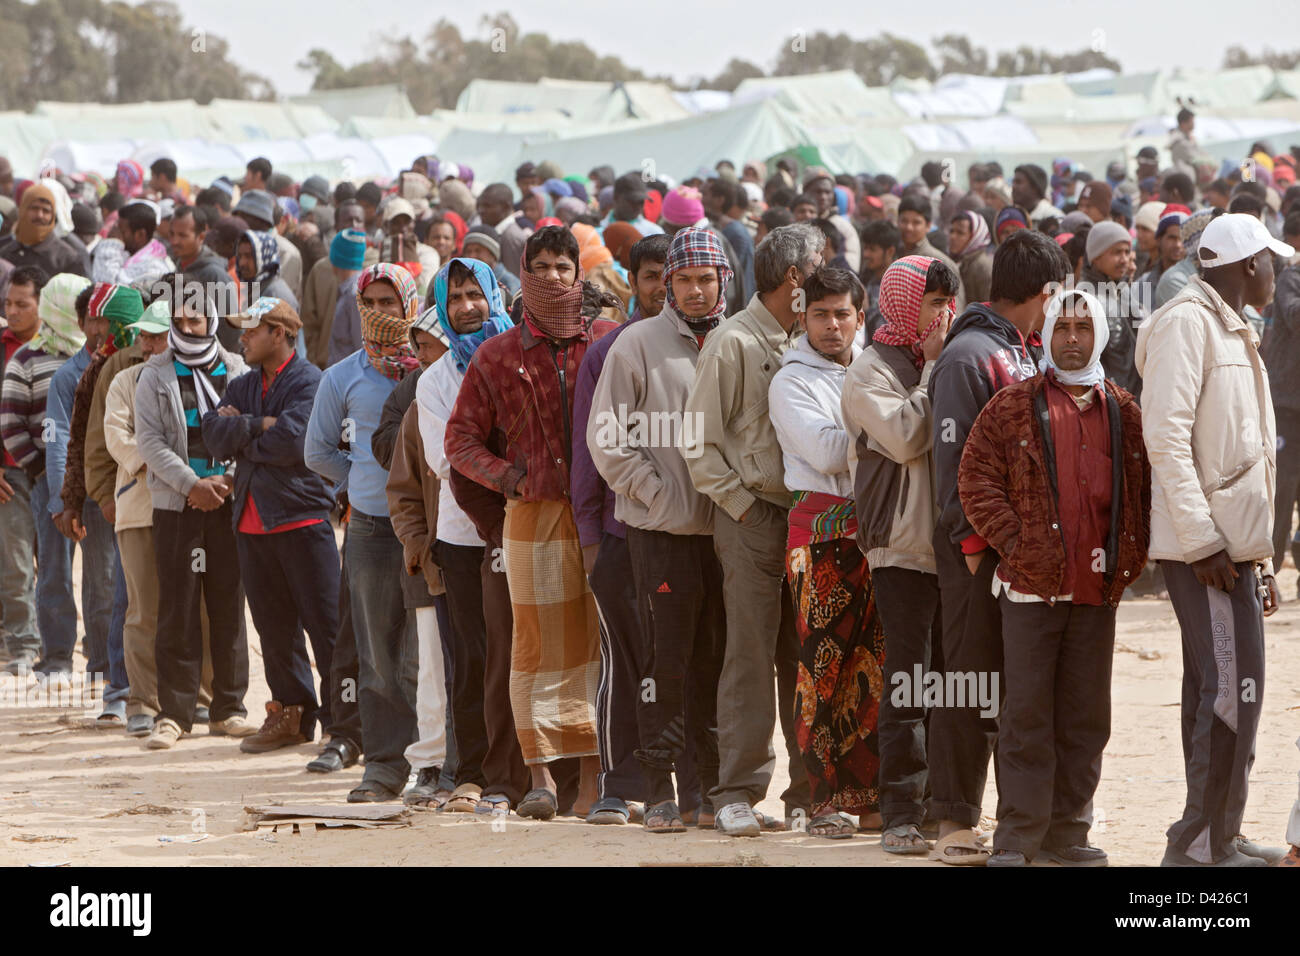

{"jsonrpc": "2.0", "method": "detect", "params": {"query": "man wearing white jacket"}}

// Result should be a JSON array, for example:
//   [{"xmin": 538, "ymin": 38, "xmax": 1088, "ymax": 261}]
[
  {"xmin": 587, "ymin": 228, "xmax": 730, "ymax": 834},
  {"xmin": 1136, "ymin": 213, "xmax": 1293, "ymax": 867},
  {"xmin": 769, "ymin": 267, "xmax": 881, "ymax": 841}
]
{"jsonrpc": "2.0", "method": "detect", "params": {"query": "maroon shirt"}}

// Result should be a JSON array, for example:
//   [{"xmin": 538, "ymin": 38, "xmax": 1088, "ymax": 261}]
[{"xmin": 1044, "ymin": 372, "xmax": 1112, "ymax": 605}]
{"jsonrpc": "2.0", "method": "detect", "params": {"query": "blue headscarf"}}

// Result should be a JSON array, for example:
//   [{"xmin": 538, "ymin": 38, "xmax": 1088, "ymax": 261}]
[{"xmin": 434, "ymin": 257, "xmax": 514, "ymax": 373}]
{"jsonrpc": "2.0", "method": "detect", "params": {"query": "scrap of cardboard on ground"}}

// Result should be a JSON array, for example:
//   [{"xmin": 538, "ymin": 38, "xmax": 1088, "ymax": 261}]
[{"xmin": 243, "ymin": 804, "xmax": 411, "ymax": 835}]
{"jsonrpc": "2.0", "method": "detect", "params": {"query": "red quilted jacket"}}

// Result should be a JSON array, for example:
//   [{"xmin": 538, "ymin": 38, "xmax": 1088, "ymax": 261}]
[{"xmin": 957, "ymin": 376, "xmax": 1151, "ymax": 607}]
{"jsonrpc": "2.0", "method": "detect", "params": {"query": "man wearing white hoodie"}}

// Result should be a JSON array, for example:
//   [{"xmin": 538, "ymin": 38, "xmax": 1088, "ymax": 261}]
[
  {"xmin": 1136, "ymin": 213, "xmax": 1293, "ymax": 867},
  {"xmin": 769, "ymin": 267, "xmax": 879, "ymax": 841}
]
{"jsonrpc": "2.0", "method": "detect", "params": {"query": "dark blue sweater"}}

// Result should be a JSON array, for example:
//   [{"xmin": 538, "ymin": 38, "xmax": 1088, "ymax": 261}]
[{"xmin": 200, "ymin": 352, "xmax": 335, "ymax": 530}]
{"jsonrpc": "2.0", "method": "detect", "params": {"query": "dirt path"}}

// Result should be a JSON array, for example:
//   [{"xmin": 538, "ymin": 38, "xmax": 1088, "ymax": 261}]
[{"xmin": 3, "ymin": 585, "xmax": 1298, "ymax": 867}]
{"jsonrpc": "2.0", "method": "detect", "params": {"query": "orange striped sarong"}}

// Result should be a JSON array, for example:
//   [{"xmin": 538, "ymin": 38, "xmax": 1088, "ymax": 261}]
[{"xmin": 501, "ymin": 498, "xmax": 599, "ymax": 763}]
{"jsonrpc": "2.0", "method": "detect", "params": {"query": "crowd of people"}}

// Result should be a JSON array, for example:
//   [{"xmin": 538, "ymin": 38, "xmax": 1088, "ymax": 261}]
[{"xmin": 2, "ymin": 109, "xmax": 1300, "ymax": 866}]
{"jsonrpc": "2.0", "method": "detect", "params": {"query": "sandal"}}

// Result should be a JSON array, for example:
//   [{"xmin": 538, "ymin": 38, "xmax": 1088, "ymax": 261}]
[
  {"xmin": 929, "ymin": 828, "xmax": 992, "ymax": 865},
  {"xmin": 808, "ymin": 812, "xmax": 856, "ymax": 839},
  {"xmin": 882, "ymin": 824, "xmax": 931, "ymax": 855},
  {"xmin": 441, "ymin": 782, "xmax": 481, "ymax": 813},
  {"xmin": 585, "ymin": 796, "xmax": 629, "ymax": 825},
  {"xmin": 644, "ymin": 800, "xmax": 687, "ymax": 834},
  {"xmin": 755, "ymin": 810, "xmax": 789, "ymax": 832},
  {"xmin": 474, "ymin": 794, "xmax": 511, "ymax": 815},
  {"xmin": 516, "ymin": 788, "xmax": 558, "ymax": 821},
  {"xmin": 626, "ymin": 802, "xmax": 645, "ymax": 824}
]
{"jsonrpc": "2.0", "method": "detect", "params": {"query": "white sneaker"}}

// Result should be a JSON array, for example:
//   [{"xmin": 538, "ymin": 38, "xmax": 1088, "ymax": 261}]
[
  {"xmin": 145, "ymin": 717, "xmax": 183, "ymax": 750},
  {"xmin": 715, "ymin": 802, "xmax": 761, "ymax": 837}
]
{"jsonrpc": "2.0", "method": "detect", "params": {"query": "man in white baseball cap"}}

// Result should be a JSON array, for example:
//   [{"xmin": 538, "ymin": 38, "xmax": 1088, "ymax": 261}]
[{"xmin": 1136, "ymin": 212, "xmax": 1295, "ymax": 867}]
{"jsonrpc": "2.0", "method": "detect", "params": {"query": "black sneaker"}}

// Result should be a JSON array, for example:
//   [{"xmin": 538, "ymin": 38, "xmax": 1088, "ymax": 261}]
[
  {"xmin": 193, "ymin": 706, "xmax": 210, "ymax": 725},
  {"xmin": 987, "ymin": 849, "xmax": 1028, "ymax": 867},
  {"xmin": 1039, "ymin": 844, "xmax": 1108, "ymax": 867},
  {"xmin": 403, "ymin": 767, "xmax": 444, "ymax": 808},
  {"xmin": 1160, "ymin": 844, "xmax": 1267, "ymax": 867}
]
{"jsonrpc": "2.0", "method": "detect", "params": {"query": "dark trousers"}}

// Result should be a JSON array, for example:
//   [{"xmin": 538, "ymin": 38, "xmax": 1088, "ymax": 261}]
[
  {"xmin": 345, "ymin": 511, "xmax": 417, "ymax": 793},
  {"xmin": 433, "ymin": 540, "xmax": 490, "ymax": 788},
  {"xmin": 480, "ymin": 541, "xmax": 529, "ymax": 803},
  {"xmin": 875, "ymin": 565, "xmax": 943, "ymax": 829},
  {"xmin": 324, "ymin": 528, "xmax": 363, "ymax": 750},
  {"xmin": 1273, "ymin": 409, "xmax": 1300, "ymax": 572},
  {"xmin": 237, "ymin": 521, "xmax": 340, "ymax": 739},
  {"xmin": 626, "ymin": 528, "xmax": 725, "ymax": 807},
  {"xmin": 153, "ymin": 502, "xmax": 248, "ymax": 732},
  {"xmin": 1162, "ymin": 559, "xmax": 1266, "ymax": 863},
  {"xmin": 588, "ymin": 532, "xmax": 647, "ymax": 803},
  {"xmin": 928, "ymin": 529, "xmax": 1003, "ymax": 827},
  {"xmin": 995, "ymin": 597, "xmax": 1114, "ymax": 856}
]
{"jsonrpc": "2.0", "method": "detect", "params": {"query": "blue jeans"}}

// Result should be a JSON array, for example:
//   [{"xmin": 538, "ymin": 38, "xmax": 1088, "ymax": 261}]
[
  {"xmin": 31, "ymin": 476, "xmax": 115, "ymax": 675},
  {"xmin": 104, "ymin": 543, "xmax": 130, "ymax": 705},
  {"xmin": 0, "ymin": 467, "xmax": 38, "ymax": 660},
  {"xmin": 346, "ymin": 511, "xmax": 418, "ymax": 793},
  {"xmin": 80, "ymin": 499, "xmax": 119, "ymax": 678}
]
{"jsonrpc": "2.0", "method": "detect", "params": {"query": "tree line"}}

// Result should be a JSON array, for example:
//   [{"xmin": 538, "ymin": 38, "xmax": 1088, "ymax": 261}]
[{"xmin": 1, "ymin": 2, "xmax": 1295, "ymax": 114}]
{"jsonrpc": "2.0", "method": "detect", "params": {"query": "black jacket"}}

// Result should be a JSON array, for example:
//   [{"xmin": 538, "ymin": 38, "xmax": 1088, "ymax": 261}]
[
  {"xmin": 371, "ymin": 367, "xmax": 422, "ymax": 471},
  {"xmin": 1081, "ymin": 263, "xmax": 1143, "ymax": 400},
  {"xmin": 0, "ymin": 233, "xmax": 88, "ymax": 278},
  {"xmin": 200, "ymin": 352, "xmax": 335, "ymax": 529},
  {"xmin": 928, "ymin": 302, "xmax": 1042, "ymax": 547},
  {"xmin": 1263, "ymin": 263, "xmax": 1300, "ymax": 415}
]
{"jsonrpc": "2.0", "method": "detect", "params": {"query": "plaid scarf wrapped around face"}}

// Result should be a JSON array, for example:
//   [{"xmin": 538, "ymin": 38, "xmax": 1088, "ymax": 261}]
[
  {"xmin": 663, "ymin": 227, "xmax": 733, "ymax": 325},
  {"xmin": 872, "ymin": 255, "xmax": 941, "ymax": 368},
  {"xmin": 357, "ymin": 263, "xmax": 420, "ymax": 380},
  {"xmin": 519, "ymin": 249, "xmax": 587, "ymax": 339}
]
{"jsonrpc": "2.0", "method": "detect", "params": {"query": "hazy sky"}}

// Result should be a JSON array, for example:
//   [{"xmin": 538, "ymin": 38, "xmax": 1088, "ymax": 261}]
[{"xmin": 152, "ymin": 0, "xmax": 1262, "ymax": 99}]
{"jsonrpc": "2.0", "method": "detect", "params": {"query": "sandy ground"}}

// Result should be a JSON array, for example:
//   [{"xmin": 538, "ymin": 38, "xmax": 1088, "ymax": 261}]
[{"xmin": 2, "ymin": 563, "xmax": 1298, "ymax": 868}]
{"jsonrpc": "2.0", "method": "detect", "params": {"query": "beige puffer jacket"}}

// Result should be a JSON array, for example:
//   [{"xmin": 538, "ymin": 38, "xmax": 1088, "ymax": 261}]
[
  {"xmin": 842, "ymin": 343, "xmax": 938, "ymax": 574},
  {"xmin": 102, "ymin": 363, "xmax": 154, "ymax": 532},
  {"xmin": 1135, "ymin": 274, "xmax": 1275, "ymax": 569}
]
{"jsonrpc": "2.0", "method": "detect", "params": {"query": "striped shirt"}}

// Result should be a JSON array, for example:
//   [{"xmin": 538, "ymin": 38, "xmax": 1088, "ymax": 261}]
[{"xmin": 1, "ymin": 344, "xmax": 70, "ymax": 476}]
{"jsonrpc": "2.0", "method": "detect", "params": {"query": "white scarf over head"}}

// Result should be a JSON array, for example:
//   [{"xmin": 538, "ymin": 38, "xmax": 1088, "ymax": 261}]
[{"xmin": 1040, "ymin": 288, "xmax": 1108, "ymax": 388}]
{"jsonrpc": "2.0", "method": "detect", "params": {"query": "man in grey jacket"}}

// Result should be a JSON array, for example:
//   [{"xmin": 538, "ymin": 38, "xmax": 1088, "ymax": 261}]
[
  {"xmin": 587, "ymin": 228, "xmax": 730, "ymax": 833},
  {"xmin": 134, "ymin": 292, "xmax": 256, "ymax": 750}
]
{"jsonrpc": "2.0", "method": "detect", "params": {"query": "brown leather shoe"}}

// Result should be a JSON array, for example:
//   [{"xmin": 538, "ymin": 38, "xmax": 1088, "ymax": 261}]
[{"xmin": 240, "ymin": 702, "xmax": 309, "ymax": 753}]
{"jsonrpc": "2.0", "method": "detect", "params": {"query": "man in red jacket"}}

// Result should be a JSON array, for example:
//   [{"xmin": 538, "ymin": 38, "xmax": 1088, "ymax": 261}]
[
  {"xmin": 958, "ymin": 289, "xmax": 1150, "ymax": 867},
  {"xmin": 444, "ymin": 226, "xmax": 618, "ymax": 820}
]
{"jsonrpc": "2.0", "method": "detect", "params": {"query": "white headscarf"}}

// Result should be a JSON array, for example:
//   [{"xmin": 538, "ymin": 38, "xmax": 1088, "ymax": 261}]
[{"xmin": 1040, "ymin": 288, "xmax": 1108, "ymax": 388}]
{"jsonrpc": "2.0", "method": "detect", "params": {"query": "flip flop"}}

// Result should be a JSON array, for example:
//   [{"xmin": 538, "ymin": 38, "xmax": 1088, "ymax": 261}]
[
  {"xmin": 585, "ymin": 797, "xmax": 629, "ymax": 825},
  {"xmin": 882, "ymin": 824, "xmax": 931, "ymax": 855},
  {"xmin": 754, "ymin": 810, "xmax": 789, "ymax": 832},
  {"xmin": 474, "ymin": 794, "xmax": 511, "ymax": 816},
  {"xmin": 930, "ymin": 828, "xmax": 992, "ymax": 865},
  {"xmin": 516, "ymin": 788, "xmax": 558, "ymax": 821}
]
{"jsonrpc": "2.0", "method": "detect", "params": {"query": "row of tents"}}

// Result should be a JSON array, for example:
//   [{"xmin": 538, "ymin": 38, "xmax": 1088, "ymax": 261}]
[{"xmin": 3, "ymin": 66, "xmax": 1300, "ymax": 190}]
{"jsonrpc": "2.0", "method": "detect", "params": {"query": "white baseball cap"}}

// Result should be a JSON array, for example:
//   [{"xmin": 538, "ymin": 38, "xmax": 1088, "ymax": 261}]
[{"xmin": 1196, "ymin": 213, "xmax": 1295, "ymax": 268}]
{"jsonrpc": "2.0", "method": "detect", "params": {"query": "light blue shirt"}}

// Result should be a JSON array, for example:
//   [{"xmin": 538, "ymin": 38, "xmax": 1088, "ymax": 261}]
[
  {"xmin": 305, "ymin": 349, "xmax": 397, "ymax": 518},
  {"xmin": 44, "ymin": 345, "xmax": 92, "ymax": 514},
  {"xmin": 600, "ymin": 212, "xmax": 663, "ymax": 237}
]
